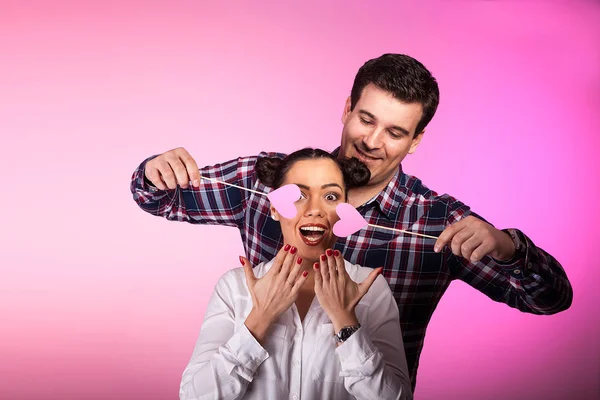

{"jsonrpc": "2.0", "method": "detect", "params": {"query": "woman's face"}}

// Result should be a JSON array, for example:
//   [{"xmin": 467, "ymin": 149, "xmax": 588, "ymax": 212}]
[{"xmin": 271, "ymin": 158, "xmax": 345, "ymax": 262}]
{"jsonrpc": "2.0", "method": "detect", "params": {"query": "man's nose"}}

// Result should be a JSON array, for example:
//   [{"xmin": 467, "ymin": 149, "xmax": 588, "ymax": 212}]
[{"xmin": 362, "ymin": 128, "xmax": 384, "ymax": 150}]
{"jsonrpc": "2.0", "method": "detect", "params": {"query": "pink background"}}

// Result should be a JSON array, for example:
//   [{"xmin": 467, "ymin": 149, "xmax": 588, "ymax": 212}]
[{"xmin": 1, "ymin": 1, "xmax": 599, "ymax": 399}]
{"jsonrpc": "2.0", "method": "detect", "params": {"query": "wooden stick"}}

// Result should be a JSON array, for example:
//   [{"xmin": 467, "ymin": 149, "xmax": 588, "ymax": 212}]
[
  {"xmin": 200, "ymin": 176, "xmax": 265, "ymax": 196},
  {"xmin": 368, "ymin": 223, "xmax": 438, "ymax": 239},
  {"xmin": 200, "ymin": 177, "xmax": 439, "ymax": 240}
]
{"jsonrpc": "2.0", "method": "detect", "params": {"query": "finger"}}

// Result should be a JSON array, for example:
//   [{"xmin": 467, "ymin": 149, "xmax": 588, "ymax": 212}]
[
  {"xmin": 268, "ymin": 244, "xmax": 292, "ymax": 276},
  {"xmin": 450, "ymin": 228, "xmax": 475, "ymax": 258},
  {"xmin": 240, "ymin": 256, "xmax": 256, "ymax": 287},
  {"xmin": 358, "ymin": 267, "xmax": 383, "ymax": 296},
  {"xmin": 435, "ymin": 218, "xmax": 467, "ymax": 253},
  {"xmin": 313, "ymin": 262, "xmax": 322, "ymax": 288},
  {"xmin": 319, "ymin": 253, "xmax": 329, "ymax": 282},
  {"xmin": 333, "ymin": 249, "xmax": 346, "ymax": 282},
  {"xmin": 145, "ymin": 165, "xmax": 168, "ymax": 191},
  {"xmin": 292, "ymin": 270, "xmax": 309, "ymax": 294},
  {"xmin": 286, "ymin": 255, "xmax": 303, "ymax": 284},
  {"xmin": 459, "ymin": 235, "xmax": 483, "ymax": 262},
  {"xmin": 155, "ymin": 159, "xmax": 178, "ymax": 189},
  {"xmin": 470, "ymin": 240, "xmax": 495, "ymax": 263},
  {"xmin": 165, "ymin": 155, "xmax": 191, "ymax": 189},
  {"xmin": 278, "ymin": 246, "xmax": 297, "ymax": 280},
  {"xmin": 179, "ymin": 151, "xmax": 201, "ymax": 188},
  {"xmin": 325, "ymin": 249, "xmax": 337, "ymax": 280}
]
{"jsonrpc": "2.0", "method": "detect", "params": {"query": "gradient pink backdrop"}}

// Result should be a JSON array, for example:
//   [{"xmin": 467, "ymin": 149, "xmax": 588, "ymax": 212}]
[{"xmin": 1, "ymin": 1, "xmax": 599, "ymax": 399}]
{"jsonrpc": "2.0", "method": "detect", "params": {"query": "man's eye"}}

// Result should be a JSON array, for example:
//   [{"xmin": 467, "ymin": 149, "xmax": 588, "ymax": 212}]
[{"xmin": 360, "ymin": 118, "xmax": 373, "ymax": 125}]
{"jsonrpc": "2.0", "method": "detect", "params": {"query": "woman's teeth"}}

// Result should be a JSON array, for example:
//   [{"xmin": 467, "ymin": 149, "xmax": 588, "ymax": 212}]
[{"xmin": 300, "ymin": 226, "xmax": 325, "ymax": 242}]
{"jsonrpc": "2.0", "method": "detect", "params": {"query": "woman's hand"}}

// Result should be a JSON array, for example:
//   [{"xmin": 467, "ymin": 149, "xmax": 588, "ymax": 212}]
[
  {"xmin": 314, "ymin": 249, "xmax": 382, "ymax": 333},
  {"xmin": 242, "ymin": 245, "xmax": 309, "ymax": 343}
]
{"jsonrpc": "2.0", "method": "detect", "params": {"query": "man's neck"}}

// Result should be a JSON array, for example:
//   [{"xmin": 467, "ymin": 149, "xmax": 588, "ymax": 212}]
[{"xmin": 347, "ymin": 180, "xmax": 390, "ymax": 208}]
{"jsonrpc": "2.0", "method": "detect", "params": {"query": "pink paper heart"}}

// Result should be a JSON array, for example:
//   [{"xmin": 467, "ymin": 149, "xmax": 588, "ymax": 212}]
[
  {"xmin": 333, "ymin": 203, "xmax": 368, "ymax": 237},
  {"xmin": 267, "ymin": 184, "xmax": 300, "ymax": 219}
]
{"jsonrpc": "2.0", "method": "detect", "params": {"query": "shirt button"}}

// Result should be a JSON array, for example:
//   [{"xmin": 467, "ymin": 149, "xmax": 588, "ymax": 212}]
[
  {"xmin": 294, "ymin": 359, "xmax": 300, "ymax": 366},
  {"xmin": 292, "ymin": 395, "xmax": 298, "ymax": 400},
  {"xmin": 514, "ymin": 269, "xmax": 521, "ymax": 274}
]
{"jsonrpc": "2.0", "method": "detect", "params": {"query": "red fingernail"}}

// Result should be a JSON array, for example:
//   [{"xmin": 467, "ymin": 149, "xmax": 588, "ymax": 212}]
[
  {"xmin": 239, "ymin": 256, "xmax": 244, "ymax": 265},
  {"xmin": 314, "ymin": 262, "xmax": 319, "ymax": 269},
  {"xmin": 333, "ymin": 250, "xmax": 340, "ymax": 257},
  {"xmin": 296, "ymin": 257, "xmax": 302, "ymax": 264},
  {"xmin": 284, "ymin": 244, "xmax": 291, "ymax": 251},
  {"xmin": 320, "ymin": 254, "xmax": 326, "ymax": 261},
  {"xmin": 326, "ymin": 249, "xmax": 333, "ymax": 257},
  {"xmin": 290, "ymin": 246, "xmax": 297, "ymax": 254},
  {"xmin": 303, "ymin": 271, "xmax": 308, "ymax": 277}
]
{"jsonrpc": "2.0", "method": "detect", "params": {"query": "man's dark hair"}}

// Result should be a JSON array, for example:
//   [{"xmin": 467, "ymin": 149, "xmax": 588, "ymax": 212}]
[{"xmin": 350, "ymin": 53, "xmax": 440, "ymax": 136}]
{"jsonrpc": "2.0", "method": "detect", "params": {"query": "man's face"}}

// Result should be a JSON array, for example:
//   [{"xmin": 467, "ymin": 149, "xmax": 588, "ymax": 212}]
[{"xmin": 340, "ymin": 83, "xmax": 424, "ymax": 187}]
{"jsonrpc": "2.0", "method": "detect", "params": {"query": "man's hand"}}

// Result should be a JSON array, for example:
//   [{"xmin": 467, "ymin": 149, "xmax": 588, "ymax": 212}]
[
  {"xmin": 434, "ymin": 216, "xmax": 516, "ymax": 263},
  {"xmin": 144, "ymin": 147, "xmax": 201, "ymax": 190}
]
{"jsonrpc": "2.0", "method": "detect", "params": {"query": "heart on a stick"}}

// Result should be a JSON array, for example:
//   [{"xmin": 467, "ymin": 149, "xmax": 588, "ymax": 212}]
[
  {"xmin": 333, "ymin": 203, "xmax": 368, "ymax": 237},
  {"xmin": 267, "ymin": 184, "xmax": 300, "ymax": 219}
]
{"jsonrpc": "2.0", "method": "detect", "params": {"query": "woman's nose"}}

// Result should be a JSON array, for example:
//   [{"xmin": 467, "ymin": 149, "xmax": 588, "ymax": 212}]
[{"xmin": 304, "ymin": 197, "xmax": 325, "ymax": 217}]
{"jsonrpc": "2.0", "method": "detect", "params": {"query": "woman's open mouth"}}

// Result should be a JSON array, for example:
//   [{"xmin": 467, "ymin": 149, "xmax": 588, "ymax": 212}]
[{"xmin": 298, "ymin": 223, "xmax": 328, "ymax": 246}]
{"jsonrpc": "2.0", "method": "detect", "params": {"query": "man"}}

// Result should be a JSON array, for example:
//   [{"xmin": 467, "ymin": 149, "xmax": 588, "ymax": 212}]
[{"xmin": 130, "ymin": 54, "xmax": 573, "ymax": 389}]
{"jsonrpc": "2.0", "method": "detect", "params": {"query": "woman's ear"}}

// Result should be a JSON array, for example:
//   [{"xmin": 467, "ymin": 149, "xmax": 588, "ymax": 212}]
[{"xmin": 270, "ymin": 206, "xmax": 280, "ymax": 221}]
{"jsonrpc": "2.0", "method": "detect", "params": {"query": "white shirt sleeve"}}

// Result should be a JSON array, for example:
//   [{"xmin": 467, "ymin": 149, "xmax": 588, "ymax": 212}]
[
  {"xmin": 179, "ymin": 273, "xmax": 269, "ymax": 400},
  {"xmin": 335, "ymin": 275, "xmax": 413, "ymax": 400}
]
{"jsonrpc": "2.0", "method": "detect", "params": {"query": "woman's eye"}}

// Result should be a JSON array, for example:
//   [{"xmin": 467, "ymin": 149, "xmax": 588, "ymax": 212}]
[
  {"xmin": 325, "ymin": 193, "xmax": 339, "ymax": 201},
  {"xmin": 297, "ymin": 193, "xmax": 307, "ymax": 201}
]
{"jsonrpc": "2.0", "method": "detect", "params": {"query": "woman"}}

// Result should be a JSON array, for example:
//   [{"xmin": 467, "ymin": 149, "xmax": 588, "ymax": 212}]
[{"xmin": 180, "ymin": 148, "xmax": 412, "ymax": 400}]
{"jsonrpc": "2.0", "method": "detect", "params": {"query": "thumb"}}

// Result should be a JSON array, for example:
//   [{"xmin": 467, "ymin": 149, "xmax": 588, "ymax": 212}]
[
  {"xmin": 358, "ymin": 267, "xmax": 382, "ymax": 296},
  {"xmin": 240, "ymin": 256, "xmax": 256, "ymax": 287}
]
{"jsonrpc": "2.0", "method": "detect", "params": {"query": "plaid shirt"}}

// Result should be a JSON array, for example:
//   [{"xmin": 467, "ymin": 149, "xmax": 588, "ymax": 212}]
[{"xmin": 130, "ymin": 150, "xmax": 573, "ymax": 390}]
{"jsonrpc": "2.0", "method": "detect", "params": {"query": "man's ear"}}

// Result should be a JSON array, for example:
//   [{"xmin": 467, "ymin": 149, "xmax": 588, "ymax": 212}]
[
  {"xmin": 408, "ymin": 130, "xmax": 425, "ymax": 154},
  {"xmin": 341, "ymin": 96, "xmax": 352, "ymax": 124},
  {"xmin": 270, "ymin": 206, "xmax": 280, "ymax": 221}
]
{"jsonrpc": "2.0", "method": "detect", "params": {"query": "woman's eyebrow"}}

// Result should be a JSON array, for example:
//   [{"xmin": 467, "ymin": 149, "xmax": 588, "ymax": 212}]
[{"xmin": 294, "ymin": 183, "xmax": 343, "ymax": 190}]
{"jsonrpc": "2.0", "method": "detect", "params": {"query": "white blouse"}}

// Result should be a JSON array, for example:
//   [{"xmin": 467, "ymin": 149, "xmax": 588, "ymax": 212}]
[{"xmin": 180, "ymin": 259, "xmax": 412, "ymax": 400}]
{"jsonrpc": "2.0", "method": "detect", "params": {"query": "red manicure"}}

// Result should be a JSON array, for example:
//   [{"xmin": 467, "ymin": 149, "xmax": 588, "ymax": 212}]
[
  {"xmin": 239, "ymin": 256, "xmax": 245, "ymax": 266},
  {"xmin": 333, "ymin": 250, "xmax": 340, "ymax": 257},
  {"xmin": 303, "ymin": 271, "xmax": 308, "ymax": 277},
  {"xmin": 320, "ymin": 254, "xmax": 327, "ymax": 261},
  {"xmin": 326, "ymin": 249, "xmax": 333, "ymax": 257},
  {"xmin": 314, "ymin": 262, "xmax": 319, "ymax": 270},
  {"xmin": 296, "ymin": 257, "xmax": 303, "ymax": 264},
  {"xmin": 284, "ymin": 244, "xmax": 291, "ymax": 251},
  {"xmin": 290, "ymin": 246, "xmax": 297, "ymax": 254}
]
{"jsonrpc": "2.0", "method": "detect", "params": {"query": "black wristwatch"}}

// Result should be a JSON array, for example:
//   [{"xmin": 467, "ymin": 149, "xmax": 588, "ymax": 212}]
[{"xmin": 334, "ymin": 324, "xmax": 361, "ymax": 344}]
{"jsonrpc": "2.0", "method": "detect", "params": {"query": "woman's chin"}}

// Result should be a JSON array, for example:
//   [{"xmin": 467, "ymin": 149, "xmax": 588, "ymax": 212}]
[{"xmin": 297, "ymin": 242, "xmax": 335, "ymax": 261}]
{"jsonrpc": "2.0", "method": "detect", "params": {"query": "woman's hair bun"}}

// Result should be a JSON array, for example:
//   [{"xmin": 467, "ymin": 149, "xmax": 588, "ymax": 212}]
[
  {"xmin": 339, "ymin": 157, "xmax": 371, "ymax": 188},
  {"xmin": 255, "ymin": 156, "xmax": 284, "ymax": 187}
]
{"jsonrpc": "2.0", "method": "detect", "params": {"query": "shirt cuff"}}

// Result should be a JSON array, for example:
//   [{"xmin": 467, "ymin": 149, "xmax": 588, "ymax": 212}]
[
  {"xmin": 221, "ymin": 323, "xmax": 269, "ymax": 381},
  {"xmin": 495, "ymin": 228, "xmax": 533, "ymax": 279},
  {"xmin": 335, "ymin": 327, "xmax": 378, "ymax": 377}
]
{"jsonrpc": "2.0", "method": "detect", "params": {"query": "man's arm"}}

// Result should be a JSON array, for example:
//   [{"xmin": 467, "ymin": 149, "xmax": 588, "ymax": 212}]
[
  {"xmin": 130, "ymin": 148, "xmax": 285, "ymax": 228},
  {"xmin": 437, "ymin": 201, "xmax": 573, "ymax": 315}
]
